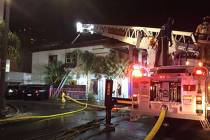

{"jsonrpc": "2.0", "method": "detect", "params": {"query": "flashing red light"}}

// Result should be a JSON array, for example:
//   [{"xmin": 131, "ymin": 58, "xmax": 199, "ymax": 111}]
[
  {"xmin": 131, "ymin": 64, "xmax": 148, "ymax": 77},
  {"xmin": 133, "ymin": 94, "xmax": 138, "ymax": 101},
  {"xmin": 132, "ymin": 69, "xmax": 143, "ymax": 77},
  {"xmin": 159, "ymin": 75, "xmax": 165, "ymax": 79},
  {"xmin": 196, "ymin": 69, "xmax": 203, "ymax": 75},
  {"xmin": 133, "ymin": 64, "xmax": 140, "ymax": 69},
  {"xmin": 133, "ymin": 94, "xmax": 137, "ymax": 97},
  {"xmin": 193, "ymin": 66, "xmax": 208, "ymax": 79}
]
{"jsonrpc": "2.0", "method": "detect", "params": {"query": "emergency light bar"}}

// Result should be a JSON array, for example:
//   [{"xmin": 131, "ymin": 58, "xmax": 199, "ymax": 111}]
[
  {"xmin": 196, "ymin": 70, "xmax": 203, "ymax": 75},
  {"xmin": 131, "ymin": 64, "xmax": 149, "ymax": 77},
  {"xmin": 132, "ymin": 69, "xmax": 143, "ymax": 77},
  {"xmin": 193, "ymin": 66, "xmax": 208, "ymax": 80}
]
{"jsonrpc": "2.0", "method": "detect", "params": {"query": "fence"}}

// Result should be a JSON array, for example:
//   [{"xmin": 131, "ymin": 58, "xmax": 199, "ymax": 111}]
[{"xmin": 51, "ymin": 85, "xmax": 86, "ymax": 99}]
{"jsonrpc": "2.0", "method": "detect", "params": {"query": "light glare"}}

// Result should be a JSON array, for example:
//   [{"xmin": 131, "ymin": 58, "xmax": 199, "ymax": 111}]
[
  {"xmin": 76, "ymin": 22, "xmax": 83, "ymax": 33},
  {"xmin": 198, "ymin": 62, "xmax": 203, "ymax": 67}
]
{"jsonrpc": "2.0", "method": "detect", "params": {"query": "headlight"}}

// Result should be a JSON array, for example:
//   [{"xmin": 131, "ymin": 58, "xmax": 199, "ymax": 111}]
[{"xmin": 8, "ymin": 89, "xmax": 13, "ymax": 93}]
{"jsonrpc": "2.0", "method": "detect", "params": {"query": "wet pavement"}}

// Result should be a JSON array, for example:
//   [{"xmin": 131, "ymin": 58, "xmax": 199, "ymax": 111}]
[
  {"xmin": 0, "ymin": 100, "xmax": 107, "ymax": 140},
  {"xmin": 1, "ymin": 100, "xmax": 210, "ymax": 140},
  {"xmin": 155, "ymin": 118, "xmax": 210, "ymax": 140},
  {"xmin": 77, "ymin": 116, "xmax": 210, "ymax": 140},
  {"xmin": 76, "ymin": 115, "xmax": 154, "ymax": 140}
]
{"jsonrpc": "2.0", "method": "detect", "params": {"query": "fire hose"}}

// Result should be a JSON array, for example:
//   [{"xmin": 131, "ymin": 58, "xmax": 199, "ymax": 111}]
[
  {"xmin": 144, "ymin": 105, "xmax": 167, "ymax": 140},
  {"xmin": 65, "ymin": 95, "xmax": 131, "ymax": 111},
  {"xmin": 0, "ymin": 94, "xmax": 126, "ymax": 124},
  {"xmin": 65, "ymin": 95, "xmax": 105, "ymax": 109},
  {"xmin": 0, "ymin": 103, "xmax": 87, "ymax": 124}
]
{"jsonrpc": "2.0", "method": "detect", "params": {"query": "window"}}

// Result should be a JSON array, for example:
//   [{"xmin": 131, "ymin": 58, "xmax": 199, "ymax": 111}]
[
  {"xmin": 183, "ymin": 85, "xmax": 196, "ymax": 91},
  {"xmin": 150, "ymin": 82, "xmax": 181, "ymax": 102},
  {"xmin": 157, "ymin": 68, "xmax": 186, "ymax": 73},
  {"xmin": 65, "ymin": 52, "xmax": 77, "ymax": 68},
  {"xmin": 49, "ymin": 55, "xmax": 57, "ymax": 64}
]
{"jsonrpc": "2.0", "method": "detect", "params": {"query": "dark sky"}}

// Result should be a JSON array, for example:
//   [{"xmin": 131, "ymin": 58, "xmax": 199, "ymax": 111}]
[{"xmin": 9, "ymin": 0, "xmax": 210, "ymax": 42}]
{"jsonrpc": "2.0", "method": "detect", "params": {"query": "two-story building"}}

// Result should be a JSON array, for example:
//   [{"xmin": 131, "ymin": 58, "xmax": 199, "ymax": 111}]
[{"xmin": 31, "ymin": 35, "xmax": 130, "ymax": 100}]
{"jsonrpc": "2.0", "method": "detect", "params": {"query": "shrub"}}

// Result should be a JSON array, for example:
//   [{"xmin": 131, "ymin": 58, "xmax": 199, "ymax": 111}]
[{"xmin": 87, "ymin": 92, "xmax": 95, "ymax": 102}]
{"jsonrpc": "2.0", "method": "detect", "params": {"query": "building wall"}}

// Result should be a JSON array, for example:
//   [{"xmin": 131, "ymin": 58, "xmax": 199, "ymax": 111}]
[
  {"xmin": 32, "ymin": 45, "xmax": 110, "ymax": 82},
  {"xmin": 32, "ymin": 45, "xmax": 129, "ymax": 100}
]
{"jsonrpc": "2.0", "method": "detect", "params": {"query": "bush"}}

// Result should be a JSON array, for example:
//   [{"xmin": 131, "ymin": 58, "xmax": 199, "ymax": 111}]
[{"xmin": 87, "ymin": 92, "xmax": 95, "ymax": 102}]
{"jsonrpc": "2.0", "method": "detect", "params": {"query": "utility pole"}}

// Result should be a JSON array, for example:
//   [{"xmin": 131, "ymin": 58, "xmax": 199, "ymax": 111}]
[
  {"xmin": 0, "ymin": 0, "xmax": 4, "ymax": 21},
  {"xmin": 0, "ymin": 0, "xmax": 10, "ymax": 117}
]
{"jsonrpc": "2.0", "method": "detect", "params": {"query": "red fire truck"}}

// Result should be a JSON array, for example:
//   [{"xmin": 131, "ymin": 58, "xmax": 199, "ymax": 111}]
[{"xmin": 76, "ymin": 22, "xmax": 210, "ymax": 129}]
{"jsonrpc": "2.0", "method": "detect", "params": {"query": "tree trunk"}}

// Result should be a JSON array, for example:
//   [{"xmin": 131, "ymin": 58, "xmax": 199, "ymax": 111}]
[
  {"xmin": 0, "ymin": 0, "xmax": 10, "ymax": 117},
  {"xmin": 0, "ymin": 59, "xmax": 6, "ymax": 112}
]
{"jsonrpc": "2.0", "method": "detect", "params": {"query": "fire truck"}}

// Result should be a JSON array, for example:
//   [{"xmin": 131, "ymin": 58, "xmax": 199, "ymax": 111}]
[{"xmin": 76, "ymin": 22, "xmax": 210, "ymax": 128}]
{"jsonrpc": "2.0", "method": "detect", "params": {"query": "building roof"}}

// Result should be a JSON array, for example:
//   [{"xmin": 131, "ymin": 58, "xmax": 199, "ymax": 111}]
[{"xmin": 31, "ymin": 34, "xmax": 127, "ymax": 52}]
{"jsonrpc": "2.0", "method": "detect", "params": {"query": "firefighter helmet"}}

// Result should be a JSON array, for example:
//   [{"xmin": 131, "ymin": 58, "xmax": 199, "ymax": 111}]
[{"xmin": 203, "ymin": 16, "xmax": 210, "ymax": 22}]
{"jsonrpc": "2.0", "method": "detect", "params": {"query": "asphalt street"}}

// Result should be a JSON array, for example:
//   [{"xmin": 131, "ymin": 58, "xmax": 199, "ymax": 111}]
[{"xmin": 1, "ymin": 100, "xmax": 210, "ymax": 140}]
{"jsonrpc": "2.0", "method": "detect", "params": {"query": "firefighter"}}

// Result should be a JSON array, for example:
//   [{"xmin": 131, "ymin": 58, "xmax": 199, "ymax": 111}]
[
  {"xmin": 61, "ymin": 90, "xmax": 66, "ymax": 104},
  {"xmin": 195, "ymin": 16, "xmax": 210, "ymax": 64},
  {"xmin": 195, "ymin": 16, "xmax": 210, "ymax": 41},
  {"xmin": 116, "ymin": 83, "xmax": 122, "ymax": 97},
  {"xmin": 154, "ymin": 17, "xmax": 174, "ymax": 67}
]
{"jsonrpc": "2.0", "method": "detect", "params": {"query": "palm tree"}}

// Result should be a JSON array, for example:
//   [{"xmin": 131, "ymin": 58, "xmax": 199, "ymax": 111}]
[
  {"xmin": 79, "ymin": 51, "xmax": 95, "ymax": 93},
  {"xmin": 92, "ymin": 55, "xmax": 106, "ymax": 78},
  {"xmin": 93, "ymin": 50, "xmax": 130, "ymax": 79},
  {"xmin": 0, "ymin": 22, "xmax": 21, "ymax": 65},
  {"xmin": 43, "ymin": 49, "xmax": 129, "ymax": 99},
  {"xmin": 44, "ymin": 61, "xmax": 66, "ymax": 85},
  {"xmin": 76, "ymin": 49, "xmax": 129, "ymax": 94},
  {"xmin": 0, "ymin": 21, "xmax": 21, "ymax": 115},
  {"xmin": 7, "ymin": 32, "xmax": 21, "ymax": 60},
  {"xmin": 68, "ymin": 49, "xmax": 84, "ymax": 74}
]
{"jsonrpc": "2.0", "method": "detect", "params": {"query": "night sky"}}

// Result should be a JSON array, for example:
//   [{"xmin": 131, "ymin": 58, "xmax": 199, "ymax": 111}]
[{"xmin": 9, "ymin": 0, "xmax": 210, "ymax": 42}]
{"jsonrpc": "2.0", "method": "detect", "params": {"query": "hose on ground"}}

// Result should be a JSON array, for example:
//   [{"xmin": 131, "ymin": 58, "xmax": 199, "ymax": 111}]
[
  {"xmin": 65, "ymin": 95, "xmax": 105, "ymax": 109},
  {"xmin": 0, "ymin": 103, "xmax": 87, "ymax": 124},
  {"xmin": 144, "ymin": 106, "xmax": 167, "ymax": 140}
]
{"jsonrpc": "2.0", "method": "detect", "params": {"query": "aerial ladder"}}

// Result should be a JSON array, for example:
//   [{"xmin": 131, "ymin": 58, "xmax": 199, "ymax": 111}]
[{"xmin": 76, "ymin": 22, "xmax": 199, "ymax": 67}]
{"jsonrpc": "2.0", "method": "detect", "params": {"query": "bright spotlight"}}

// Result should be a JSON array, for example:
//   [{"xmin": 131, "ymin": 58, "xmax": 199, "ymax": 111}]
[{"xmin": 76, "ymin": 22, "xmax": 83, "ymax": 33}]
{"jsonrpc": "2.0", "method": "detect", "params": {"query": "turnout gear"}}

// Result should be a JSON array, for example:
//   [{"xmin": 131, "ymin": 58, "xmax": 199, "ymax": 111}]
[{"xmin": 154, "ymin": 17, "xmax": 174, "ymax": 67}]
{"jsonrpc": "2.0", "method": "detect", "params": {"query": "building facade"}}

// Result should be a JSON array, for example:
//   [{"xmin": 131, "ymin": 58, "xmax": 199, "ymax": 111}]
[{"xmin": 32, "ymin": 42, "xmax": 129, "ymax": 100}]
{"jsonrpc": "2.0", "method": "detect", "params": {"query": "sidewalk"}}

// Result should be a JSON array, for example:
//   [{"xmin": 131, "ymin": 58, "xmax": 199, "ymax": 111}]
[{"xmin": 0, "ymin": 104, "xmax": 18, "ymax": 119}]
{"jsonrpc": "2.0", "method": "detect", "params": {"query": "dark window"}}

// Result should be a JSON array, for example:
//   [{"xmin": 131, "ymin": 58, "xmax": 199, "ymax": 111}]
[
  {"xmin": 65, "ymin": 52, "xmax": 77, "ymax": 68},
  {"xmin": 49, "ymin": 55, "xmax": 57, "ymax": 64},
  {"xmin": 183, "ymin": 85, "xmax": 196, "ymax": 91},
  {"xmin": 157, "ymin": 69, "xmax": 187, "ymax": 73},
  {"xmin": 150, "ymin": 82, "xmax": 181, "ymax": 102}
]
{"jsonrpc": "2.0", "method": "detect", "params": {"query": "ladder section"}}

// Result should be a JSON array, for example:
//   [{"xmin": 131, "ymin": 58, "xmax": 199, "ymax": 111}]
[{"xmin": 77, "ymin": 23, "xmax": 198, "ymax": 54}]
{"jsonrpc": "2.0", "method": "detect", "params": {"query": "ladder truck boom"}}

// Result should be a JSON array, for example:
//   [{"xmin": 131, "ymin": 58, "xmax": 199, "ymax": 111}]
[{"xmin": 76, "ymin": 22, "xmax": 198, "ymax": 55}]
